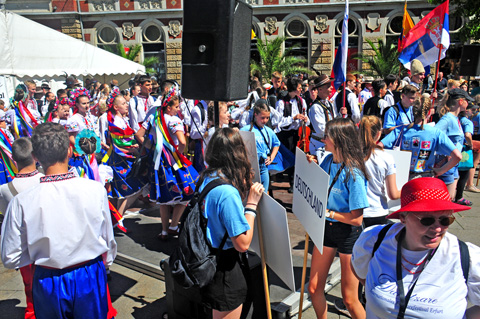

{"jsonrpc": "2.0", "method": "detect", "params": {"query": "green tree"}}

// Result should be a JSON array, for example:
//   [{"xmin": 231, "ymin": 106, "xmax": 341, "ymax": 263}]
[
  {"xmin": 115, "ymin": 43, "xmax": 160, "ymax": 74},
  {"xmin": 428, "ymin": 0, "xmax": 480, "ymax": 41},
  {"xmin": 354, "ymin": 39, "xmax": 400, "ymax": 78},
  {"xmin": 250, "ymin": 36, "xmax": 311, "ymax": 82}
]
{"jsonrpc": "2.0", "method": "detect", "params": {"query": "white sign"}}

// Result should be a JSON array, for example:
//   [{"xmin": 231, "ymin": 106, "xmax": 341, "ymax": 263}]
[
  {"xmin": 250, "ymin": 194, "xmax": 295, "ymax": 291},
  {"xmin": 385, "ymin": 149, "xmax": 412, "ymax": 211},
  {"xmin": 240, "ymin": 130, "xmax": 261, "ymax": 184},
  {"xmin": 0, "ymin": 76, "xmax": 9, "ymax": 108},
  {"xmin": 292, "ymin": 147, "xmax": 329, "ymax": 254}
]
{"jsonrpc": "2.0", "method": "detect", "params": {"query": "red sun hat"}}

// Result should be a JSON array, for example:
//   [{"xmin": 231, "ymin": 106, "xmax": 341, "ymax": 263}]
[{"xmin": 387, "ymin": 177, "xmax": 470, "ymax": 219}]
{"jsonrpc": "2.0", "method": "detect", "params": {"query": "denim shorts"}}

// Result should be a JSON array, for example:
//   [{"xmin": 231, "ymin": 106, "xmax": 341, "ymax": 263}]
[{"xmin": 323, "ymin": 221, "xmax": 363, "ymax": 254}]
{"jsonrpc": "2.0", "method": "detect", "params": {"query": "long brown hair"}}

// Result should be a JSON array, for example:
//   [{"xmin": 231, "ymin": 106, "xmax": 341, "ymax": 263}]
[
  {"xmin": 410, "ymin": 94, "xmax": 432, "ymax": 129},
  {"xmin": 200, "ymin": 128, "xmax": 252, "ymax": 199},
  {"xmin": 359, "ymin": 116, "xmax": 383, "ymax": 161},
  {"xmin": 325, "ymin": 118, "xmax": 369, "ymax": 182}
]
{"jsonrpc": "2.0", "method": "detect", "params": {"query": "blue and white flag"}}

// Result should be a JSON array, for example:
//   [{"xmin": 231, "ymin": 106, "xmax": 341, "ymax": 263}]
[{"xmin": 332, "ymin": 0, "xmax": 349, "ymax": 90}]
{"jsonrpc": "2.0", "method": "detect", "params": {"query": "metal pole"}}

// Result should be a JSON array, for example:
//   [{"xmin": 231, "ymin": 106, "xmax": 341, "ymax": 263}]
[{"xmin": 214, "ymin": 100, "xmax": 219, "ymax": 129}]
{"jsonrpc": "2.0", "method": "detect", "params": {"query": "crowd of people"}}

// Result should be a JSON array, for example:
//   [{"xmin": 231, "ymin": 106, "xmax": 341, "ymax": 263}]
[{"xmin": 0, "ymin": 61, "xmax": 480, "ymax": 319}]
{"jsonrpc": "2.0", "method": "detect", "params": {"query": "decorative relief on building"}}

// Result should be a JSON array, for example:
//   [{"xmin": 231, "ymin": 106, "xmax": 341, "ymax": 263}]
[
  {"xmin": 315, "ymin": 15, "xmax": 328, "ymax": 33},
  {"xmin": 92, "ymin": 0, "xmax": 115, "ymax": 11},
  {"xmin": 366, "ymin": 13, "xmax": 380, "ymax": 31},
  {"xmin": 168, "ymin": 20, "xmax": 181, "ymax": 38},
  {"xmin": 122, "ymin": 22, "xmax": 134, "ymax": 39},
  {"xmin": 265, "ymin": 17, "xmax": 278, "ymax": 35},
  {"xmin": 285, "ymin": 0, "xmax": 309, "ymax": 3},
  {"xmin": 138, "ymin": 0, "xmax": 162, "ymax": 9},
  {"xmin": 245, "ymin": 0, "xmax": 259, "ymax": 4}
]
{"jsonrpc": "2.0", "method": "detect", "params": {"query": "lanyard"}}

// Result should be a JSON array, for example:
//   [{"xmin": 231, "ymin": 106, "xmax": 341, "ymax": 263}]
[
  {"xmin": 398, "ymin": 102, "xmax": 413, "ymax": 124},
  {"xmin": 327, "ymin": 159, "xmax": 345, "ymax": 199},
  {"xmin": 253, "ymin": 123, "xmax": 271, "ymax": 154},
  {"xmin": 319, "ymin": 100, "xmax": 333, "ymax": 122},
  {"xmin": 396, "ymin": 228, "xmax": 437, "ymax": 319}
]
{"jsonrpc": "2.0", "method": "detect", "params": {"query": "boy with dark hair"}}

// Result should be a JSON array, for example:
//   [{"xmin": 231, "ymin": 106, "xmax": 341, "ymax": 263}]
[
  {"xmin": 129, "ymin": 75, "xmax": 155, "ymax": 131},
  {"xmin": 0, "ymin": 137, "xmax": 43, "ymax": 319},
  {"xmin": 1, "ymin": 123, "xmax": 116, "ymax": 319},
  {"xmin": 384, "ymin": 74, "xmax": 398, "ymax": 107}
]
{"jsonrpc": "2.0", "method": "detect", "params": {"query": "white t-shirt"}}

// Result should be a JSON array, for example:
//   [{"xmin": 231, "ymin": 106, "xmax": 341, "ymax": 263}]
[
  {"xmin": 352, "ymin": 223, "xmax": 480, "ymax": 319},
  {"xmin": 98, "ymin": 113, "xmax": 109, "ymax": 143},
  {"xmin": 364, "ymin": 149, "xmax": 396, "ymax": 218}
]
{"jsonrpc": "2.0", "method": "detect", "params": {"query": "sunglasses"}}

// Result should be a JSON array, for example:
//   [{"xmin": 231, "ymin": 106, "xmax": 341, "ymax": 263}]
[{"xmin": 411, "ymin": 213, "xmax": 455, "ymax": 227}]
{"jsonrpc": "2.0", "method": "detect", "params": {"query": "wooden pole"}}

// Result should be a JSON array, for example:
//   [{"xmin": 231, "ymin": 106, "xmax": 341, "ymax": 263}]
[
  {"xmin": 297, "ymin": 233, "xmax": 310, "ymax": 319},
  {"xmin": 256, "ymin": 208, "xmax": 272, "ymax": 319},
  {"xmin": 431, "ymin": 44, "xmax": 443, "ymax": 107}
]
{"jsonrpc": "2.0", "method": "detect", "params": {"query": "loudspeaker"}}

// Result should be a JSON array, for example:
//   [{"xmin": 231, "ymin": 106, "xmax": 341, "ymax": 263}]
[
  {"xmin": 459, "ymin": 45, "xmax": 480, "ymax": 76},
  {"xmin": 182, "ymin": 0, "xmax": 252, "ymax": 101}
]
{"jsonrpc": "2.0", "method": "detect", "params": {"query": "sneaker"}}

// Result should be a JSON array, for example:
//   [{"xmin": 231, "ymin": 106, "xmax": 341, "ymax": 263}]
[
  {"xmin": 334, "ymin": 299, "xmax": 352, "ymax": 318},
  {"xmin": 456, "ymin": 198, "xmax": 473, "ymax": 206},
  {"xmin": 465, "ymin": 185, "xmax": 480, "ymax": 193}
]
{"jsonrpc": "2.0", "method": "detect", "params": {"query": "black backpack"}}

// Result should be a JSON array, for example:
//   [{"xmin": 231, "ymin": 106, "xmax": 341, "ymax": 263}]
[{"xmin": 169, "ymin": 179, "xmax": 230, "ymax": 289}]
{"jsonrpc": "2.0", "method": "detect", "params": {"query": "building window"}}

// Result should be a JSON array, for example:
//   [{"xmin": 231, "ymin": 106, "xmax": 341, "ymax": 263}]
[
  {"xmin": 251, "ymin": 23, "xmax": 261, "ymax": 65},
  {"xmin": 449, "ymin": 15, "xmax": 464, "ymax": 44},
  {"xmin": 97, "ymin": 25, "xmax": 119, "ymax": 52},
  {"xmin": 334, "ymin": 18, "xmax": 359, "ymax": 71},
  {"xmin": 285, "ymin": 19, "xmax": 309, "ymax": 66},
  {"xmin": 142, "ymin": 24, "xmax": 166, "ymax": 78},
  {"xmin": 386, "ymin": 15, "xmax": 403, "ymax": 47}
]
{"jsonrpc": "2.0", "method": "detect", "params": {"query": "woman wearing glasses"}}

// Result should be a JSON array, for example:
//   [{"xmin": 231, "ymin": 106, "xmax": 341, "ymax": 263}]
[{"xmin": 351, "ymin": 177, "xmax": 480, "ymax": 319}]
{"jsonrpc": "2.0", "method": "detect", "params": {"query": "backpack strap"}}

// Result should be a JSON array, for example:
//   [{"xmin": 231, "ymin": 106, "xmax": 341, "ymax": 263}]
[
  {"xmin": 372, "ymin": 223, "xmax": 394, "ymax": 257},
  {"xmin": 7, "ymin": 181, "xmax": 18, "ymax": 197},
  {"xmin": 458, "ymin": 239, "xmax": 470, "ymax": 283}
]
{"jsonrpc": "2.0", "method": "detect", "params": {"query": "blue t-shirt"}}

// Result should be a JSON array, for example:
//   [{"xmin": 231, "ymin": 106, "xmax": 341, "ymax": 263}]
[
  {"xmin": 435, "ymin": 113, "xmax": 464, "ymax": 152},
  {"xmin": 241, "ymin": 124, "xmax": 281, "ymax": 162},
  {"xmin": 381, "ymin": 124, "xmax": 455, "ymax": 173},
  {"xmin": 199, "ymin": 175, "xmax": 250, "ymax": 250},
  {"xmin": 461, "ymin": 116, "xmax": 474, "ymax": 135},
  {"xmin": 320, "ymin": 154, "xmax": 369, "ymax": 222},
  {"xmin": 383, "ymin": 101, "xmax": 414, "ymax": 129},
  {"xmin": 471, "ymin": 113, "xmax": 480, "ymax": 135}
]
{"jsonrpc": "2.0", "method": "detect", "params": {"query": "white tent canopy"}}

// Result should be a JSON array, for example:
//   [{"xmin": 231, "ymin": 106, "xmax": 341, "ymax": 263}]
[{"xmin": 0, "ymin": 10, "xmax": 145, "ymax": 77}]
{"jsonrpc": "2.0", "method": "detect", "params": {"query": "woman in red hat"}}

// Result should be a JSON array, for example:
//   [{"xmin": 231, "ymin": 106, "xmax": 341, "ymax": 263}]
[{"xmin": 351, "ymin": 177, "xmax": 480, "ymax": 319}]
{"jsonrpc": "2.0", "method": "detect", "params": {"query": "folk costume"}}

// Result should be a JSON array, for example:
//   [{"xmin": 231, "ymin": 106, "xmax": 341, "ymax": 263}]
[
  {"xmin": 1, "ymin": 172, "xmax": 117, "ymax": 319},
  {"xmin": 0, "ymin": 127, "xmax": 16, "ymax": 185},
  {"xmin": 103, "ymin": 94, "xmax": 147, "ymax": 199},
  {"xmin": 128, "ymin": 94, "xmax": 156, "ymax": 132},
  {"xmin": 143, "ymin": 89, "xmax": 199, "ymax": 204},
  {"xmin": 65, "ymin": 88, "xmax": 102, "ymax": 182},
  {"xmin": 189, "ymin": 100, "xmax": 208, "ymax": 173}
]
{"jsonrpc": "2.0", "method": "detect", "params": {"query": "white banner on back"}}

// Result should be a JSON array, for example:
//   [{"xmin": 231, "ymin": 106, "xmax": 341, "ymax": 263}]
[
  {"xmin": 385, "ymin": 149, "xmax": 412, "ymax": 211},
  {"xmin": 292, "ymin": 147, "xmax": 329, "ymax": 254},
  {"xmin": 240, "ymin": 130, "xmax": 261, "ymax": 184},
  {"xmin": 250, "ymin": 194, "xmax": 295, "ymax": 291}
]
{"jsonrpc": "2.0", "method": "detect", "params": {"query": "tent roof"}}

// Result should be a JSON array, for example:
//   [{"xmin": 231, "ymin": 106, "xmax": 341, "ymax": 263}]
[{"xmin": 0, "ymin": 10, "xmax": 145, "ymax": 78}]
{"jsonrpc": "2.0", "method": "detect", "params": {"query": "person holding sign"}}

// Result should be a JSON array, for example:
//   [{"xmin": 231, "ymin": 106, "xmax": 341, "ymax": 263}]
[
  {"xmin": 351, "ymin": 177, "xmax": 480, "ymax": 319},
  {"xmin": 241, "ymin": 99, "xmax": 280, "ymax": 191},
  {"xmin": 308, "ymin": 118, "xmax": 369, "ymax": 319},
  {"xmin": 198, "ymin": 128, "xmax": 264, "ymax": 319},
  {"xmin": 380, "ymin": 95, "xmax": 461, "ymax": 181}
]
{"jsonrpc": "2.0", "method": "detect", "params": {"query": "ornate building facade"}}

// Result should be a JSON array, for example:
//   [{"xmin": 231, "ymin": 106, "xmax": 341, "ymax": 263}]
[{"xmin": 6, "ymin": 0, "xmax": 466, "ymax": 83}]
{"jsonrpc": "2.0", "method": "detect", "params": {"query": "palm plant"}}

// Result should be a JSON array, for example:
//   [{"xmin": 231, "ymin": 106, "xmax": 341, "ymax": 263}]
[
  {"xmin": 115, "ymin": 43, "xmax": 160, "ymax": 74},
  {"xmin": 354, "ymin": 39, "xmax": 400, "ymax": 78},
  {"xmin": 250, "ymin": 36, "xmax": 311, "ymax": 83}
]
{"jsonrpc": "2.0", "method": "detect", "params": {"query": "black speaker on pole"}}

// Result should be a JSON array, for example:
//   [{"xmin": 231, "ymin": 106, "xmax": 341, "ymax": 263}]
[
  {"xmin": 459, "ymin": 45, "xmax": 480, "ymax": 76},
  {"xmin": 181, "ymin": 0, "xmax": 252, "ymax": 101}
]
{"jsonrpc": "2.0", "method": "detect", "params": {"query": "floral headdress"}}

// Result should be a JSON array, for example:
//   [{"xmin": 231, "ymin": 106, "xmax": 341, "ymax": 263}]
[
  {"xmin": 56, "ymin": 97, "xmax": 69, "ymax": 107},
  {"xmin": 161, "ymin": 86, "xmax": 178, "ymax": 109},
  {"xmin": 106, "ymin": 87, "xmax": 121, "ymax": 110},
  {"xmin": 68, "ymin": 87, "xmax": 91, "ymax": 107}
]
